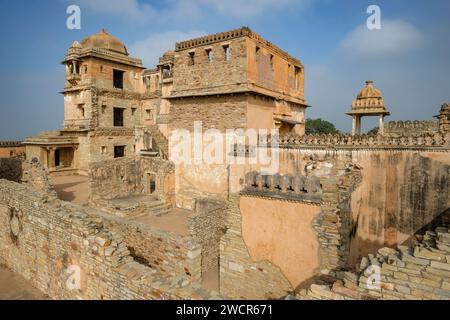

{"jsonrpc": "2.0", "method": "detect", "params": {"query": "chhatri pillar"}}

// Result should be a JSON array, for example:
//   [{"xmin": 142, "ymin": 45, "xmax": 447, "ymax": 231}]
[{"xmin": 346, "ymin": 81, "xmax": 390, "ymax": 135}]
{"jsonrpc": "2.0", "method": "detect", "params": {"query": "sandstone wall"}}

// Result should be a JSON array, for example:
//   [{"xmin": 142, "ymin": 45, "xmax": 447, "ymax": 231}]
[
  {"xmin": 298, "ymin": 227, "xmax": 450, "ymax": 300},
  {"xmin": 189, "ymin": 198, "xmax": 227, "ymax": 275},
  {"xmin": 0, "ymin": 179, "xmax": 213, "ymax": 300},
  {"xmin": 172, "ymin": 35, "xmax": 248, "ymax": 96},
  {"xmin": 89, "ymin": 156, "xmax": 174, "ymax": 202},
  {"xmin": 93, "ymin": 211, "xmax": 202, "ymax": 282},
  {"xmin": 169, "ymin": 95, "xmax": 247, "ymax": 132}
]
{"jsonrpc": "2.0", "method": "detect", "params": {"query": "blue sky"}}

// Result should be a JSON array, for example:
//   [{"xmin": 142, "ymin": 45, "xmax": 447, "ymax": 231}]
[{"xmin": 0, "ymin": 0, "xmax": 449, "ymax": 139}]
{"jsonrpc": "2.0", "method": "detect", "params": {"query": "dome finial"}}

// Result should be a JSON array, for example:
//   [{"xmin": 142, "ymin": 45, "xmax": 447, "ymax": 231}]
[{"xmin": 101, "ymin": 28, "xmax": 108, "ymax": 34}]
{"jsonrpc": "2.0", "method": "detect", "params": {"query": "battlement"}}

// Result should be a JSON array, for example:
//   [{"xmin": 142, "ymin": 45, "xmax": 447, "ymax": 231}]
[
  {"xmin": 261, "ymin": 132, "xmax": 450, "ymax": 150},
  {"xmin": 0, "ymin": 141, "xmax": 23, "ymax": 147},
  {"xmin": 384, "ymin": 120, "xmax": 439, "ymax": 136},
  {"xmin": 175, "ymin": 26, "xmax": 301, "ymax": 65}
]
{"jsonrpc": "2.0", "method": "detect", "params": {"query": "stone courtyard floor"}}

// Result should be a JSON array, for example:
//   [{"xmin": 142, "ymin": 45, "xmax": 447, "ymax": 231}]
[
  {"xmin": 132, "ymin": 207, "xmax": 191, "ymax": 236},
  {"xmin": 0, "ymin": 266, "xmax": 48, "ymax": 300},
  {"xmin": 50, "ymin": 174, "xmax": 89, "ymax": 205}
]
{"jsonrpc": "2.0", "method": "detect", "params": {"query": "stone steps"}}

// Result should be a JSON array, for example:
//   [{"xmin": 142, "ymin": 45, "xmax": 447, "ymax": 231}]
[
  {"xmin": 148, "ymin": 125, "xmax": 169, "ymax": 159},
  {"xmin": 147, "ymin": 200, "xmax": 172, "ymax": 216}
]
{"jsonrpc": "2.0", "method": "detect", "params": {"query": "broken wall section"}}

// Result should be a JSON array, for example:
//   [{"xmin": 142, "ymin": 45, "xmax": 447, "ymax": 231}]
[
  {"xmin": 0, "ymin": 179, "xmax": 214, "ymax": 300},
  {"xmin": 88, "ymin": 156, "xmax": 175, "ymax": 204}
]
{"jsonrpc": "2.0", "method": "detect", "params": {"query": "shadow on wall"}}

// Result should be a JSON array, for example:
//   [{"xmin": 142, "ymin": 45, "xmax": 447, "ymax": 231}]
[{"xmin": 409, "ymin": 207, "xmax": 450, "ymax": 241}]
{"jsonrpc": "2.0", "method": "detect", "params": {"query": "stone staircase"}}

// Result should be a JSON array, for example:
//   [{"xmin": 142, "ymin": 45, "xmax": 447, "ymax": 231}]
[
  {"xmin": 148, "ymin": 125, "xmax": 169, "ymax": 159},
  {"xmin": 144, "ymin": 199, "xmax": 172, "ymax": 216}
]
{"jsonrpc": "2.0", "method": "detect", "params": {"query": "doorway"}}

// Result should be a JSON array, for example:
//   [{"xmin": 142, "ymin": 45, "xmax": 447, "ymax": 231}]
[
  {"xmin": 147, "ymin": 173, "xmax": 156, "ymax": 194},
  {"xmin": 55, "ymin": 149, "xmax": 60, "ymax": 167}
]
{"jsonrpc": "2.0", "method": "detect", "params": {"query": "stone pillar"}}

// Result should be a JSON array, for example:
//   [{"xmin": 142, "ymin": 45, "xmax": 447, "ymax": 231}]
[
  {"xmin": 379, "ymin": 115, "xmax": 385, "ymax": 135},
  {"xmin": 354, "ymin": 116, "xmax": 362, "ymax": 135},
  {"xmin": 72, "ymin": 61, "xmax": 77, "ymax": 74},
  {"xmin": 352, "ymin": 116, "xmax": 357, "ymax": 136},
  {"xmin": 48, "ymin": 147, "xmax": 56, "ymax": 171}
]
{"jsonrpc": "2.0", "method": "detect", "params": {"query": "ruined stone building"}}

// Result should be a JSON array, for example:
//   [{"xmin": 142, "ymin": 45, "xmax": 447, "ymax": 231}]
[
  {"xmin": 0, "ymin": 27, "xmax": 449, "ymax": 300},
  {"xmin": 24, "ymin": 27, "xmax": 306, "ymax": 175}
]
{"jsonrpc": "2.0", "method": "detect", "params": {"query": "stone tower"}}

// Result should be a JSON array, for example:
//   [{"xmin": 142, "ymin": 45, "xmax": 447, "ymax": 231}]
[{"xmin": 346, "ymin": 81, "xmax": 390, "ymax": 135}]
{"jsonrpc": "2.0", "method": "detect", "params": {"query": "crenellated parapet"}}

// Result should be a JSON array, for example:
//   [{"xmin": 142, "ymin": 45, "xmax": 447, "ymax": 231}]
[
  {"xmin": 174, "ymin": 26, "xmax": 301, "ymax": 65},
  {"xmin": 384, "ymin": 120, "xmax": 439, "ymax": 136},
  {"xmin": 241, "ymin": 171, "xmax": 322, "ymax": 203},
  {"xmin": 260, "ymin": 132, "xmax": 450, "ymax": 150}
]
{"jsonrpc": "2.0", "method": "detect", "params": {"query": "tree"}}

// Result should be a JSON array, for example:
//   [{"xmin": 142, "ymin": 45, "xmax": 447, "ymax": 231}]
[
  {"xmin": 305, "ymin": 118, "xmax": 339, "ymax": 135},
  {"xmin": 367, "ymin": 127, "xmax": 379, "ymax": 135}
]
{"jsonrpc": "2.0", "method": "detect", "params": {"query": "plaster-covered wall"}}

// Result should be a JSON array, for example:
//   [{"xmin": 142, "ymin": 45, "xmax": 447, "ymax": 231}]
[{"xmin": 240, "ymin": 196, "xmax": 321, "ymax": 287}]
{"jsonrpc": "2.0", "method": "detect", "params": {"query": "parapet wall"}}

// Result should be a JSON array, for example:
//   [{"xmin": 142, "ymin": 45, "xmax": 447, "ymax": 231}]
[
  {"xmin": 268, "ymin": 132, "xmax": 450, "ymax": 149},
  {"xmin": 384, "ymin": 120, "xmax": 439, "ymax": 137}
]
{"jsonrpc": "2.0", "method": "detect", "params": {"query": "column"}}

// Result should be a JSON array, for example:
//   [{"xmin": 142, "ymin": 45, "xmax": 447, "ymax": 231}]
[
  {"xmin": 356, "ymin": 116, "xmax": 362, "ymax": 135},
  {"xmin": 352, "ymin": 116, "xmax": 357, "ymax": 136},
  {"xmin": 379, "ymin": 115, "xmax": 385, "ymax": 135},
  {"xmin": 48, "ymin": 147, "xmax": 56, "ymax": 171}
]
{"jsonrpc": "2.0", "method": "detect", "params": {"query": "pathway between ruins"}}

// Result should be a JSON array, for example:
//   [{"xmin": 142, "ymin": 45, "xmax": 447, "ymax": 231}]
[{"xmin": 0, "ymin": 266, "xmax": 48, "ymax": 300}]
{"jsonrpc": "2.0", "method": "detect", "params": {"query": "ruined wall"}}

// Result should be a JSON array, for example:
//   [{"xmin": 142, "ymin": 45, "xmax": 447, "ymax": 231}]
[
  {"xmin": 269, "ymin": 133, "xmax": 450, "ymax": 267},
  {"xmin": 0, "ymin": 158, "xmax": 56, "ymax": 196},
  {"xmin": 189, "ymin": 199, "xmax": 227, "ymax": 275},
  {"xmin": 89, "ymin": 157, "xmax": 141, "ymax": 200},
  {"xmin": 0, "ymin": 179, "xmax": 213, "ymax": 300},
  {"xmin": 298, "ymin": 227, "xmax": 450, "ymax": 300},
  {"xmin": 89, "ymin": 156, "xmax": 174, "ymax": 202},
  {"xmin": 94, "ymin": 211, "xmax": 202, "ymax": 282}
]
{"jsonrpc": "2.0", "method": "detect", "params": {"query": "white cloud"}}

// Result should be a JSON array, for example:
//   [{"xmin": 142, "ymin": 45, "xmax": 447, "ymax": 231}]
[
  {"xmin": 199, "ymin": 0, "xmax": 310, "ymax": 19},
  {"xmin": 129, "ymin": 30, "xmax": 206, "ymax": 67},
  {"xmin": 339, "ymin": 20, "xmax": 424, "ymax": 57},
  {"xmin": 75, "ymin": 0, "xmax": 157, "ymax": 22},
  {"xmin": 73, "ymin": 0, "xmax": 310, "ymax": 23}
]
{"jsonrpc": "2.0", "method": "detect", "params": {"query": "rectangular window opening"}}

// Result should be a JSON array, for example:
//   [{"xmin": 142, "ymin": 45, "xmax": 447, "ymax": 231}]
[
  {"xmin": 223, "ymin": 45, "xmax": 230, "ymax": 62},
  {"xmin": 114, "ymin": 146, "xmax": 125, "ymax": 158},
  {"xmin": 295, "ymin": 66, "xmax": 301, "ymax": 90},
  {"xmin": 113, "ymin": 107, "xmax": 124, "ymax": 127},
  {"xmin": 205, "ymin": 49, "xmax": 212, "ymax": 62},
  {"xmin": 188, "ymin": 52, "xmax": 195, "ymax": 65},
  {"xmin": 113, "ymin": 69, "xmax": 124, "ymax": 89}
]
